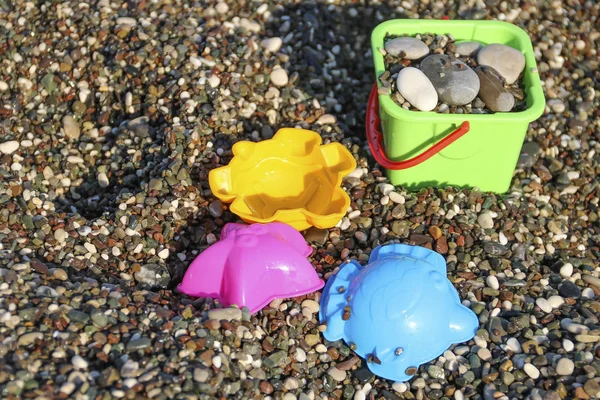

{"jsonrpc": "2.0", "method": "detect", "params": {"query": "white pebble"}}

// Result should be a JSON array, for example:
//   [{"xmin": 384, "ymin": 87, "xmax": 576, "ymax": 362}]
[
  {"xmin": 340, "ymin": 218, "xmax": 351, "ymax": 230},
  {"xmin": 478, "ymin": 212, "xmax": 494, "ymax": 229},
  {"xmin": 474, "ymin": 335, "xmax": 487, "ymax": 349},
  {"xmin": 378, "ymin": 183, "xmax": 394, "ymax": 196},
  {"xmin": 98, "ymin": 172, "xmax": 109, "ymax": 188},
  {"xmin": 60, "ymin": 382, "xmax": 76, "ymax": 395},
  {"xmin": 158, "ymin": 249, "xmax": 170, "ymax": 259},
  {"xmin": 215, "ymin": 2, "xmax": 229, "ymax": 14},
  {"xmin": 67, "ymin": 156, "xmax": 84, "ymax": 164},
  {"xmin": 555, "ymin": 358, "xmax": 574, "ymax": 375},
  {"xmin": 207, "ymin": 234, "xmax": 217, "ymax": 245},
  {"xmin": 362, "ymin": 383, "xmax": 372, "ymax": 395},
  {"xmin": 72, "ymin": 355, "xmax": 88, "ymax": 369},
  {"xmin": 347, "ymin": 168, "xmax": 365, "ymax": 179},
  {"xmin": 499, "ymin": 232, "xmax": 508, "ymax": 245},
  {"xmin": 212, "ymin": 356, "xmax": 222, "ymax": 368},
  {"xmin": 582, "ymin": 288, "xmax": 595, "ymax": 298},
  {"xmin": 446, "ymin": 359, "xmax": 458, "ymax": 372},
  {"xmin": 396, "ymin": 67, "xmax": 438, "ymax": 111},
  {"xmin": 354, "ymin": 391, "xmax": 366, "ymax": 400},
  {"xmin": 207, "ymin": 308, "xmax": 241, "ymax": 321},
  {"xmin": 560, "ymin": 263, "xmax": 573, "ymax": 278},
  {"xmin": 548, "ymin": 295, "xmax": 564, "ymax": 308},
  {"xmin": 0, "ymin": 140, "xmax": 19, "ymax": 154},
  {"xmin": 261, "ymin": 37, "xmax": 283, "ymax": 53},
  {"xmin": 506, "ymin": 337, "xmax": 522, "ymax": 353},
  {"xmin": 315, "ymin": 344, "xmax": 327, "ymax": 353},
  {"xmin": 116, "ymin": 17, "xmax": 137, "ymax": 26},
  {"xmin": 207, "ymin": 75, "xmax": 220, "ymax": 88},
  {"xmin": 328, "ymin": 367, "xmax": 346, "ymax": 382},
  {"xmin": 535, "ymin": 298, "xmax": 552, "ymax": 313},
  {"xmin": 270, "ymin": 67, "xmax": 289, "ymax": 87},
  {"xmin": 389, "ymin": 192, "xmax": 405, "ymax": 204},
  {"xmin": 0, "ymin": 81, "xmax": 8, "ymax": 91},
  {"xmin": 562, "ymin": 339, "xmax": 574, "ymax": 352},
  {"xmin": 486, "ymin": 275, "xmax": 499, "ymax": 290},
  {"xmin": 54, "ymin": 229, "xmax": 68, "ymax": 243},
  {"xmin": 284, "ymin": 377, "xmax": 300, "ymax": 390},
  {"xmin": 295, "ymin": 348, "xmax": 306, "ymax": 363},
  {"xmin": 316, "ymin": 114, "xmax": 337, "ymax": 125},
  {"xmin": 392, "ymin": 382, "xmax": 408, "ymax": 393},
  {"xmin": 523, "ymin": 363, "xmax": 540, "ymax": 379},
  {"xmin": 478, "ymin": 348, "xmax": 492, "ymax": 361},
  {"xmin": 301, "ymin": 299, "xmax": 320, "ymax": 314},
  {"xmin": 84, "ymin": 242, "xmax": 97, "ymax": 254}
]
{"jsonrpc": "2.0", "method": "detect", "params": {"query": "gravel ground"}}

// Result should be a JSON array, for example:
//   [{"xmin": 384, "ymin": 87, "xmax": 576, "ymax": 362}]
[{"xmin": 1, "ymin": 1, "xmax": 599, "ymax": 400}]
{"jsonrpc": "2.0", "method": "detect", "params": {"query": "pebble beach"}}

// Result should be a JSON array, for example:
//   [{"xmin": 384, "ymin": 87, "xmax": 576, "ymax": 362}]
[{"xmin": 1, "ymin": 1, "xmax": 599, "ymax": 400}]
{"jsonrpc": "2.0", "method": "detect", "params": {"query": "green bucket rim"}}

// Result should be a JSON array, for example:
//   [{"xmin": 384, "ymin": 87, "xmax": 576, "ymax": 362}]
[{"xmin": 371, "ymin": 19, "xmax": 546, "ymax": 124}]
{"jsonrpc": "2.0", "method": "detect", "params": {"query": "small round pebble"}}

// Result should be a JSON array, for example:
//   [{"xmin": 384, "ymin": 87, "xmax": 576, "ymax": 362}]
[
  {"xmin": 524, "ymin": 363, "xmax": 540, "ymax": 379},
  {"xmin": 72, "ymin": 355, "xmax": 88, "ymax": 370},
  {"xmin": 270, "ymin": 67, "xmax": 289, "ymax": 86},
  {"xmin": 560, "ymin": 263, "xmax": 574, "ymax": 278},
  {"xmin": 392, "ymin": 382, "xmax": 408, "ymax": 393},
  {"xmin": 478, "ymin": 212, "xmax": 494, "ymax": 229},
  {"xmin": 563, "ymin": 339, "xmax": 575, "ymax": 352},
  {"xmin": 486, "ymin": 275, "xmax": 499, "ymax": 290},
  {"xmin": 261, "ymin": 37, "xmax": 283, "ymax": 53},
  {"xmin": 555, "ymin": 358, "xmax": 575, "ymax": 376},
  {"xmin": 548, "ymin": 295, "xmax": 564, "ymax": 308},
  {"xmin": 328, "ymin": 367, "xmax": 346, "ymax": 382}
]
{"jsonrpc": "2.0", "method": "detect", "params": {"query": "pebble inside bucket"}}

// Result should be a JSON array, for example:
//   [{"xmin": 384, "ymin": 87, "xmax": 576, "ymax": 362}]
[{"xmin": 370, "ymin": 19, "xmax": 546, "ymax": 193}]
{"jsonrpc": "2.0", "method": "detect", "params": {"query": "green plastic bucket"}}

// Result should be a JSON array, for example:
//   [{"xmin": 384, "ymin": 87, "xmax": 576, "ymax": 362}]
[{"xmin": 369, "ymin": 19, "xmax": 546, "ymax": 193}]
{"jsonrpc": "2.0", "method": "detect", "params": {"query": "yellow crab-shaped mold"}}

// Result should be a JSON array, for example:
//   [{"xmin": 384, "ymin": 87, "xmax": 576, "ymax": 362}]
[{"xmin": 209, "ymin": 128, "xmax": 357, "ymax": 231}]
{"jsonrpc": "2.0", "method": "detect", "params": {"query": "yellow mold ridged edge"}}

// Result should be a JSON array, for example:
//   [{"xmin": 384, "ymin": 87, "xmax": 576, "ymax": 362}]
[{"xmin": 208, "ymin": 129, "xmax": 357, "ymax": 231}]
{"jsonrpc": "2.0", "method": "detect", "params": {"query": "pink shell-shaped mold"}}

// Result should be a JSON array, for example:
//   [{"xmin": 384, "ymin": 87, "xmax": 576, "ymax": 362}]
[{"xmin": 177, "ymin": 222, "xmax": 324, "ymax": 314}]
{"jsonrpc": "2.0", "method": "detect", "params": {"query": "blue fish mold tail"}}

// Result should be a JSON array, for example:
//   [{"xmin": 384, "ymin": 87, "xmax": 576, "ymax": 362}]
[{"xmin": 319, "ymin": 260, "xmax": 363, "ymax": 342}]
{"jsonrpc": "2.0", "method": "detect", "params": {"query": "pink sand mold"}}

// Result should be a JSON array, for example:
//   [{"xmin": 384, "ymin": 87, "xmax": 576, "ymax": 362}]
[{"xmin": 177, "ymin": 222, "xmax": 324, "ymax": 314}]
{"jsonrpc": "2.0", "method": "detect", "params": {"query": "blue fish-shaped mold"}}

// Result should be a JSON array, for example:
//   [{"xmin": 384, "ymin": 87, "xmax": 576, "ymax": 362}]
[{"xmin": 319, "ymin": 243, "xmax": 479, "ymax": 382}]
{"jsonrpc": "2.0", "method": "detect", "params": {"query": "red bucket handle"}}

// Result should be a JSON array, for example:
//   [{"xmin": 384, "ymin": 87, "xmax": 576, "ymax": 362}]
[{"xmin": 366, "ymin": 83, "xmax": 470, "ymax": 170}]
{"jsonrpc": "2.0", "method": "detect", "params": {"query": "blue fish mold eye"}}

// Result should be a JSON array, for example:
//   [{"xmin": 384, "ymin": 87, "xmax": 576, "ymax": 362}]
[{"xmin": 319, "ymin": 243, "xmax": 479, "ymax": 382}]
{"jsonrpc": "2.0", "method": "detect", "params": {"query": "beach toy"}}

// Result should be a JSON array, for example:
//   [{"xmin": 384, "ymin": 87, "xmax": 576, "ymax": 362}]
[
  {"xmin": 177, "ymin": 222, "xmax": 324, "ymax": 314},
  {"xmin": 369, "ymin": 19, "xmax": 545, "ymax": 193},
  {"xmin": 319, "ymin": 243, "xmax": 479, "ymax": 382},
  {"xmin": 209, "ymin": 128, "xmax": 356, "ymax": 231}
]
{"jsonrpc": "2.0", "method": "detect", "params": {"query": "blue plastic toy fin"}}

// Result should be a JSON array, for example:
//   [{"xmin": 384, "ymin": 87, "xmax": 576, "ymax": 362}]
[
  {"xmin": 449, "ymin": 304, "xmax": 480, "ymax": 343},
  {"xmin": 319, "ymin": 260, "xmax": 363, "ymax": 342},
  {"xmin": 369, "ymin": 244, "xmax": 446, "ymax": 275}
]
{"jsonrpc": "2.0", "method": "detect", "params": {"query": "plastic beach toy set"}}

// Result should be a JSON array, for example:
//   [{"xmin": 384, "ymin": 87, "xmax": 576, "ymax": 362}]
[{"xmin": 178, "ymin": 20, "xmax": 545, "ymax": 382}]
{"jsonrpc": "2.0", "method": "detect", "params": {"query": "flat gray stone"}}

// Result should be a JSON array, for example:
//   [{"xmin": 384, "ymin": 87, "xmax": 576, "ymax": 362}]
[
  {"xmin": 477, "ymin": 43, "xmax": 525, "ymax": 84},
  {"xmin": 475, "ymin": 66, "xmax": 515, "ymax": 112},
  {"xmin": 455, "ymin": 41, "xmax": 483, "ymax": 57},
  {"xmin": 420, "ymin": 54, "xmax": 480, "ymax": 105},
  {"xmin": 384, "ymin": 37, "xmax": 430, "ymax": 59}
]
